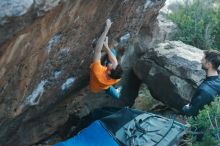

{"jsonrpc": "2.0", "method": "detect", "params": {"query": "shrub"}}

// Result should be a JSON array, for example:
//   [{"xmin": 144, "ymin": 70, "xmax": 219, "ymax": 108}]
[
  {"xmin": 168, "ymin": 0, "xmax": 220, "ymax": 50},
  {"xmin": 187, "ymin": 97, "xmax": 220, "ymax": 145}
]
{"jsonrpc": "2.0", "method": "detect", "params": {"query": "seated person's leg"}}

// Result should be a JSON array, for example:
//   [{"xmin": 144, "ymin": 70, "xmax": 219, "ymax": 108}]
[{"xmin": 105, "ymin": 86, "xmax": 120, "ymax": 99}]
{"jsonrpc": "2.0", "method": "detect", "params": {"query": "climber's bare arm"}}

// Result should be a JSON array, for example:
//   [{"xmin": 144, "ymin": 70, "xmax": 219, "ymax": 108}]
[
  {"xmin": 103, "ymin": 37, "xmax": 118, "ymax": 69},
  {"xmin": 93, "ymin": 19, "xmax": 112, "ymax": 63}
]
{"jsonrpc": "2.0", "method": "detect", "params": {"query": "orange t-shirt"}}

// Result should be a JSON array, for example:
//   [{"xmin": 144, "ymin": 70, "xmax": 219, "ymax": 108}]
[{"xmin": 90, "ymin": 61, "xmax": 120, "ymax": 92}]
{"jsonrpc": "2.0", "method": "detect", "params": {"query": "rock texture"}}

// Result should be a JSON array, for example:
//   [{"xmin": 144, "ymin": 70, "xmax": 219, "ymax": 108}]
[
  {"xmin": 134, "ymin": 41, "xmax": 206, "ymax": 109},
  {"xmin": 0, "ymin": 0, "xmax": 62, "ymax": 45},
  {"xmin": 132, "ymin": 83, "xmax": 160, "ymax": 111},
  {"xmin": 0, "ymin": 0, "xmax": 165, "ymax": 145}
]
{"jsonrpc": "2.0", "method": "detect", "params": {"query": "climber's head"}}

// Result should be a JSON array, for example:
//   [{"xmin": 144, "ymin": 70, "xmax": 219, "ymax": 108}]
[{"xmin": 107, "ymin": 64, "xmax": 123, "ymax": 79}]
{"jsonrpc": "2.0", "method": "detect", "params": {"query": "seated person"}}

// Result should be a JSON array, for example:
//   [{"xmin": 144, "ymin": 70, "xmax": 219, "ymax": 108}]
[{"xmin": 182, "ymin": 50, "xmax": 220, "ymax": 116}]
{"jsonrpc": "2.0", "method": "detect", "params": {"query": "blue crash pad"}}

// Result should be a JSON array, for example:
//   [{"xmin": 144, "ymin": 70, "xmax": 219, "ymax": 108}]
[{"xmin": 54, "ymin": 120, "xmax": 119, "ymax": 146}]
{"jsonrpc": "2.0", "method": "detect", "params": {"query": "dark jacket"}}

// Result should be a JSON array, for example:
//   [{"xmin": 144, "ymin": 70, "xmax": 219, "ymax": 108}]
[{"xmin": 183, "ymin": 75, "xmax": 220, "ymax": 116}]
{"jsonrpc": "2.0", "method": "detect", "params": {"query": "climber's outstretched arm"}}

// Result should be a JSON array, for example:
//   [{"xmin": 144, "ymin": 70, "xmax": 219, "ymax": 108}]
[
  {"xmin": 103, "ymin": 37, "xmax": 118, "ymax": 69},
  {"xmin": 93, "ymin": 19, "xmax": 112, "ymax": 62}
]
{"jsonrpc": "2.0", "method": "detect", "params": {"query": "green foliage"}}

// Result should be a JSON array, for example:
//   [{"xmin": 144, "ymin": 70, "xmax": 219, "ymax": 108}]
[
  {"xmin": 187, "ymin": 97, "xmax": 220, "ymax": 145},
  {"xmin": 168, "ymin": 0, "xmax": 220, "ymax": 50}
]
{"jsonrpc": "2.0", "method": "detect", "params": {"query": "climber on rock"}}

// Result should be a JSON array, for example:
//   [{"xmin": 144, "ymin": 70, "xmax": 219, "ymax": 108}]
[
  {"xmin": 89, "ymin": 19, "xmax": 123, "ymax": 99},
  {"xmin": 182, "ymin": 50, "xmax": 220, "ymax": 116}
]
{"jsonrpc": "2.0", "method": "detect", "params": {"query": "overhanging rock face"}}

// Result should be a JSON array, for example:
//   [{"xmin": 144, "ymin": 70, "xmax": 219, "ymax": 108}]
[
  {"xmin": 0, "ymin": 0, "xmax": 165, "ymax": 145},
  {"xmin": 134, "ymin": 41, "xmax": 206, "ymax": 109}
]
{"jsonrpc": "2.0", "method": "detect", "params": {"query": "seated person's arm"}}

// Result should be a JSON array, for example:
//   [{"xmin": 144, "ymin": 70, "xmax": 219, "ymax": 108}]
[{"xmin": 182, "ymin": 90, "xmax": 213, "ymax": 116}]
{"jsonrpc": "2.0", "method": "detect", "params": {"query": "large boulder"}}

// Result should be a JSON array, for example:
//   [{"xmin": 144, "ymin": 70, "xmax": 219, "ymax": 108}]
[
  {"xmin": 133, "ymin": 41, "xmax": 205, "ymax": 110},
  {"xmin": 0, "ymin": 0, "xmax": 165, "ymax": 145}
]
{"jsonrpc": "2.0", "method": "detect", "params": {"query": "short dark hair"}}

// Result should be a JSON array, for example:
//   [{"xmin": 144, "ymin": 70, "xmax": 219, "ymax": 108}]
[
  {"xmin": 204, "ymin": 50, "xmax": 220, "ymax": 70},
  {"xmin": 109, "ymin": 64, "xmax": 123, "ymax": 79}
]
